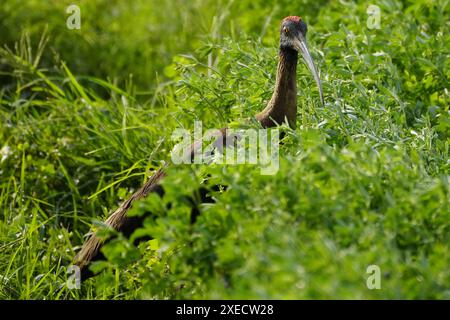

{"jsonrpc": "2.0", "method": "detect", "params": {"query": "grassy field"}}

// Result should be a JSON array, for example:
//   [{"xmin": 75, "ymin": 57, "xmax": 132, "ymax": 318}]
[{"xmin": 0, "ymin": 0, "xmax": 449, "ymax": 299}]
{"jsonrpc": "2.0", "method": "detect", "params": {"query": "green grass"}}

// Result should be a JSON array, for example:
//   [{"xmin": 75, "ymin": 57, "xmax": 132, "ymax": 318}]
[{"xmin": 0, "ymin": 0, "xmax": 449, "ymax": 299}]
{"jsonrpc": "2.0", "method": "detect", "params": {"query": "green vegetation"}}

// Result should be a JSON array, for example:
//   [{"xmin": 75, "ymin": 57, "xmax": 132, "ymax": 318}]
[{"xmin": 0, "ymin": 0, "xmax": 449, "ymax": 299}]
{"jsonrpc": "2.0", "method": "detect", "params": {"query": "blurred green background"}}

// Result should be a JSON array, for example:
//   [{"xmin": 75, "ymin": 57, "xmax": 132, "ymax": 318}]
[
  {"xmin": 0, "ymin": 0, "xmax": 329, "ymax": 90},
  {"xmin": 0, "ymin": 0, "xmax": 449, "ymax": 299}
]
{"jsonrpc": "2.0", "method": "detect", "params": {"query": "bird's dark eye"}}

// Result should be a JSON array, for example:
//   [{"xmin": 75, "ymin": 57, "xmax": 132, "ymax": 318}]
[{"xmin": 283, "ymin": 27, "xmax": 289, "ymax": 35}]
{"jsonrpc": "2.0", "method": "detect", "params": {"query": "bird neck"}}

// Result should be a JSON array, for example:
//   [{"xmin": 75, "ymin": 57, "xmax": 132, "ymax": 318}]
[{"xmin": 256, "ymin": 47, "xmax": 298, "ymax": 129}]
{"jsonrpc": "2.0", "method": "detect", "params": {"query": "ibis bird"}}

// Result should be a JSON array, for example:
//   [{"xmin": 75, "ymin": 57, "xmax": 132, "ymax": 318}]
[{"xmin": 73, "ymin": 16, "xmax": 323, "ymax": 280}]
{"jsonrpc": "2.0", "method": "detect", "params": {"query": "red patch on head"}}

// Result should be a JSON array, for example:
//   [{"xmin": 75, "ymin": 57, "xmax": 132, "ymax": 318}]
[{"xmin": 283, "ymin": 16, "xmax": 302, "ymax": 24}]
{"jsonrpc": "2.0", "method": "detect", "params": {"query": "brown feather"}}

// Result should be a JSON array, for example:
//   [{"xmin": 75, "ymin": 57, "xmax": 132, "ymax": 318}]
[{"xmin": 73, "ymin": 168, "xmax": 166, "ymax": 279}]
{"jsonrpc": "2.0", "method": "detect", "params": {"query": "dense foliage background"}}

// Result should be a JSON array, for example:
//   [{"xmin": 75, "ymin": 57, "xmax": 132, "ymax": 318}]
[{"xmin": 0, "ymin": 0, "xmax": 449, "ymax": 299}]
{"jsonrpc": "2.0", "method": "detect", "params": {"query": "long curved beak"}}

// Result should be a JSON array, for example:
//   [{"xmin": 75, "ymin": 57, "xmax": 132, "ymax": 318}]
[{"xmin": 293, "ymin": 34, "xmax": 324, "ymax": 106}]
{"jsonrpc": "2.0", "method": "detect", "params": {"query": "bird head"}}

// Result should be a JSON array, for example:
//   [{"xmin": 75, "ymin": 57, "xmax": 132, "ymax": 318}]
[{"xmin": 280, "ymin": 16, "xmax": 324, "ymax": 105}]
